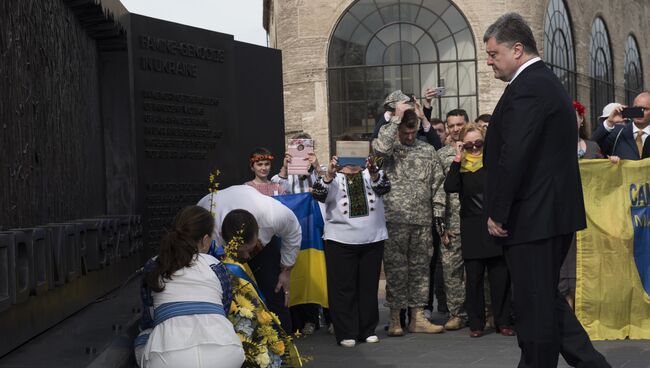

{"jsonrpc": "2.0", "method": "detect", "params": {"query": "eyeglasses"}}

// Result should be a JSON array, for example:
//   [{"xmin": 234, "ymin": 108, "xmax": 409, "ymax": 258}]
[{"xmin": 463, "ymin": 140, "xmax": 484, "ymax": 151}]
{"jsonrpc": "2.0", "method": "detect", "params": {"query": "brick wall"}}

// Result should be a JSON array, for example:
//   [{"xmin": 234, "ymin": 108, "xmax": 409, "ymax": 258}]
[{"xmin": 268, "ymin": 0, "xmax": 650, "ymax": 159}]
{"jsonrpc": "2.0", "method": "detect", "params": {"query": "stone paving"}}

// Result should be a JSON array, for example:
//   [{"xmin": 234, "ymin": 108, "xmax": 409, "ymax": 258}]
[
  {"xmin": 295, "ymin": 304, "xmax": 650, "ymax": 368},
  {"xmin": 1, "ymin": 279, "xmax": 648, "ymax": 368}
]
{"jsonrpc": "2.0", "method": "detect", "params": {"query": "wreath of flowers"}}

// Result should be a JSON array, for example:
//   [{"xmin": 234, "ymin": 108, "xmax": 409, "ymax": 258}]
[{"xmin": 224, "ymin": 232, "xmax": 302, "ymax": 368}]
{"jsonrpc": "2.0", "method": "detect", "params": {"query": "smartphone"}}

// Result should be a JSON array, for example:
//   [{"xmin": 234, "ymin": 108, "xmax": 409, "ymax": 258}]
[
  {"xmin": 434, "ymin": 86, "xmax": 446, "ymax": 96},
  {"xmin": 622, "ymin": 106, "xmax": 644, "ymax": 119}
]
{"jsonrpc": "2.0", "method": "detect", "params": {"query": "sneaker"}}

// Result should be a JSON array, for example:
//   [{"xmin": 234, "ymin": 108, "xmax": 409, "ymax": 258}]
[
  {"xmin": 301, "ymin": 323, "xmax": 316, "ymax": 336},
  {"xmin": 328, "ymin": 324, "xmax": 335, "ymax": 335},
  {"xmin": 423, "ymin": 309, "xmax": 432, "ymax": 321},
  {"xmin": 444, "ymin": 316, "xmax": 465, "ymax": 331},
  {"xmin": 340, "ymin": 339, "xmax": 356, "ymax": 348},
  {"xmin": 365, "ymin": 335, "xmax": 379, "ymax": 343}
]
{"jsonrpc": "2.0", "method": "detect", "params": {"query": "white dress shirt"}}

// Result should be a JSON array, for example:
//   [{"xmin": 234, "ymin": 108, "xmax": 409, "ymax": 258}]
[
  {"xmin": 197, "ymin": 185, "xmax": 302, "ymax": 267},
  {"xmin": 509, "ymin": 56, "xmax": 542, "ymax": 84}
]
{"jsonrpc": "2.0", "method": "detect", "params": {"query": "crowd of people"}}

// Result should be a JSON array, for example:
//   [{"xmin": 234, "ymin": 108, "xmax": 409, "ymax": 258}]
[{"xmin": 130, "ymin": 12, "xmax": 650, "ymax": 368}]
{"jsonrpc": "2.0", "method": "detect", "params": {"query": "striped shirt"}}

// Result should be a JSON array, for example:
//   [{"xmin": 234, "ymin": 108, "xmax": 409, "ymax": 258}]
[{"xmin": 271, "ymin": 169, "xmax": 321, "ymax": 194}]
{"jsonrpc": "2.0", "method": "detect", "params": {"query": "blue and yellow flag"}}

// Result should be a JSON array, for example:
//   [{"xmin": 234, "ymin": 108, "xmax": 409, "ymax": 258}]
[
  {"xmin": 576, "ymin": 159, "xmax": 650, "ymax": 340},
  {"xmin": 273, "ymin": 193, "xmax": 328, "ymax": 308}
]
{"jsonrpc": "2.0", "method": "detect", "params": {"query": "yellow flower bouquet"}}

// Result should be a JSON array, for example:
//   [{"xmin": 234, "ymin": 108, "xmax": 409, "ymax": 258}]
[{"xmin": 224, "ymin": 233, "xmax": 302, "ymax": 368}]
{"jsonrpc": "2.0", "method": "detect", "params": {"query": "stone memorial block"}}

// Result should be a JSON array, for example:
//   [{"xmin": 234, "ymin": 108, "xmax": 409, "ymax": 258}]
[
  {"xmin": 42, "ymin": 225, "xmax": 67, "ymax": 287},
  {"xmin": 76, "ymin": 219, "xmax": 107, "ymax": 271},
  {"xmin": 47, "ymin": 223, "xmax": 83, "ymax": 281},
  {"xmin": 75, "ymin": 222, "xmax": 88, "ymax": 275},
  {"xmin": 125, "ymin": 15, "xmax": 285, "ymax": 254},
  {"xmin": 12, "ymin": 228, "xmax": 49, "ymax": 296},
  {"xmin": 127, "ymin": 14, "xmax": 233, "ymax": 252},
  {"xmin": 0, "ymin": 233, "xmax": 14, "ymax": 312},
  {"xmin": 9, "ymin": 231, "xmax": 30, "ymax": 304}
]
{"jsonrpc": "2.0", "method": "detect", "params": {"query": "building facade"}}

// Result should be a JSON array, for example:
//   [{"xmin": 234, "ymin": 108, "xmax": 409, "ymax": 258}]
[{"xmin": 264, "ymin": 0, "xmax": 650, "ymax": 159}]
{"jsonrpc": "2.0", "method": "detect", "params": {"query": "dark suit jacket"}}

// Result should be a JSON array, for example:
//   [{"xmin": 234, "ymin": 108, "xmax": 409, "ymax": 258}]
[
  {"xmin": 592, "ymin": 122, "xmax": 649, "ymax": 160},
  {"xmin": 484, "ymin": 60, "xmax": 586, "ymax": 245}
]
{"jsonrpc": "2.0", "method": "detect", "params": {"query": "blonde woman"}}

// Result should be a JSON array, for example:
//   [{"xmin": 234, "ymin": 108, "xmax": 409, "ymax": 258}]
[{"xmin": 443, "ymin": 123, "xmax": 513, "ymax": 338}]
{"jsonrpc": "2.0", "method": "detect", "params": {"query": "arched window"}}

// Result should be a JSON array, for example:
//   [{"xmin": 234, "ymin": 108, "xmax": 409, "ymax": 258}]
[
  {"xmin": 589, "ymin": 17, "xmax": 614, "ymax": 125},
  {"xmin": 327, "ymin": 0, "xmax": 477, "ymax": 142},
  {"xmin": 624, "ymin": 34, "xmax": 643, "ymax": 105},
  {"xmin": 543, "ymin": 0, "xmax": 576, "ymax": 98}
]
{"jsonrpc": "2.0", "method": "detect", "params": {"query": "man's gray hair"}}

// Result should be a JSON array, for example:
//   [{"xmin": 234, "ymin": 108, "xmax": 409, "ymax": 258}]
[{"xmin": 483, "ymin": 13, "xmax": 538, "ymax": 55}]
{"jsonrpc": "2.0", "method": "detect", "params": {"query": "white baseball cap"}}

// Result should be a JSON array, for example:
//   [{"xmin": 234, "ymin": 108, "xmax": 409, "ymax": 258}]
[{"xmin": 600, "ymin": 102, "xmax": 623, "ymax": 118}]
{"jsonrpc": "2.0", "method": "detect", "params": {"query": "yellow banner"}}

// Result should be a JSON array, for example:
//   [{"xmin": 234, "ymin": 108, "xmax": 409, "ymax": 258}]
[{"xmin": 575, "ymin": 159, "xmax": 650, "ymax": 340}]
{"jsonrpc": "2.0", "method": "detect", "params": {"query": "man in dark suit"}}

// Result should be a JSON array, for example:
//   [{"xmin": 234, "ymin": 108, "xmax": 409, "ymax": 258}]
[
  {"xmin": 482, "ymin": 13, "xmax": 610, "ymax": 368},
  {"xmin": 592, "ymin": 92, "xmax": 650, "ymax": 160}
]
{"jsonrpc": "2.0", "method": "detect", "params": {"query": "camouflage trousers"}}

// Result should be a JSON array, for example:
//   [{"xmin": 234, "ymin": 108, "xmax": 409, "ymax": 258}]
[
  {"xmin": 441, "ymin": 234, "xmax": 467, "ymax": 319},
  {"xmin": 384, "ymin": 222, "xmax": 433, "ymax": 309}
]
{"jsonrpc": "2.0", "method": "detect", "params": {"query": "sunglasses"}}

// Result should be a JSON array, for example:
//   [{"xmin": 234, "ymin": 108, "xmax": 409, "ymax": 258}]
[{"xmin": 463, "ymin": 140, "xmax": 484, "ymax": 151}]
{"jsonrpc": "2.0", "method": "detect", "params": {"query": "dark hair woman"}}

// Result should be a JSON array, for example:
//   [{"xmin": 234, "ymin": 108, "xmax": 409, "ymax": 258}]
[
  {"xmin": 135, "ymin": 206, "xmax": 244, "ymax": 368},
  {"xmin": 246, "ymin": 147, "xmax": 286, "ymax": 196},
  {"xmin": 221, "ymin": 209, "xmax": 262, "ymax": 262},
  {"xmin": 443, "ymin": 123, "xmax": 514, "ymax": 338},
  {"xmin": 574, "ymin": 101, "xmax": 603, "ymax": 160}
]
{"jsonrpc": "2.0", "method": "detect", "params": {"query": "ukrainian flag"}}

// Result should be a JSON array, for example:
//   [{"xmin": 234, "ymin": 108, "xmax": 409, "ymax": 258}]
[
  {"xmin": 273, "ymin": 193, "xmax": 328, "ymax": 308},
  {"xmin": 576, "ymin": 159, "xmax": 650, "ymax": 340}
]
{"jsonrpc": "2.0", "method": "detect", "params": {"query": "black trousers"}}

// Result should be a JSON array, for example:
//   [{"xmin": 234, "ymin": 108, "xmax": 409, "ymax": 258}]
[
  {"xmin": 248, "ymin": 237, "xmax": 292, "ymax": 332},
  {"xmin": 427, "ymin": 229, "xmax": 446, "ymax": 311},
  {"xmin": 464, "ymin": 256, "xmax": 511, "ymax": 331},
  {"xmin": 504, "ymin": 234, "xmax": 610, "ymax": 368},
  {"xmin": 290, "ymin": 303, "xmax": 320, "ymax": 331},
  {"xmin": 325, "ymin": 240, "xmax": 383, "ymax": 343}
]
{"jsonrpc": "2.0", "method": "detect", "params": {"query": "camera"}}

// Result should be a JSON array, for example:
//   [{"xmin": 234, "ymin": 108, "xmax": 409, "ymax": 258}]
[{"xmin": 622, "ymin": 106, "xmax": 644, "ymax": 119}]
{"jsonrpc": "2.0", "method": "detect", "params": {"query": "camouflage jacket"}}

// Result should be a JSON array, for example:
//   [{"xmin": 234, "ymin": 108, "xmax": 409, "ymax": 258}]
[
  {"xmin": 372, "ymin": 116, "xmax": 446, "ymax": 226},
  {"xmin": 438, "ymin": 144, "xmax": 461, "ymax": 235}
]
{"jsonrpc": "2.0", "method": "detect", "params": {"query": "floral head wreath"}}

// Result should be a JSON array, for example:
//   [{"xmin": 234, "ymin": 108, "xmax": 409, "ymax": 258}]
[
  {"xmin": 250, "ymin": 154, "xmax": 274, "ymax": 163},
  {"xmin": 573, "ymin": 100, "xmax": 586, "ymax": 117}
]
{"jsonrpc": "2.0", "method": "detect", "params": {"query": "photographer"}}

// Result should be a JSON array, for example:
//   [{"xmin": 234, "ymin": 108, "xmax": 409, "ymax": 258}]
[
  {"xmin": 312, "ymin": 151, "xmax": 390, "ymax": 348},
  {"xmin": 592, "ymin": 92, "xmax": 650, "ymax": 160},
  {"xmin": 372, "ymin": 90, "xmax": 443, "ymax": 149}
]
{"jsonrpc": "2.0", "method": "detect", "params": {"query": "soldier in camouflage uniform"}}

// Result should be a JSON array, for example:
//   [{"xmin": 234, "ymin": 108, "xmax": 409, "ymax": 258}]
[
  {"xmin": 437, "ymin": 109, "xmax": 469, "ymax": 330},
  {"xmin": 372, "ymin": 94, "xmax": 446, "ymax": 336}
]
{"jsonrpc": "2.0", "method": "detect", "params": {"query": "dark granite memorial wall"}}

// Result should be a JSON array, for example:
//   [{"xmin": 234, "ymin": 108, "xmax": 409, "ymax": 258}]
[
  {"xmin": 126, "ymin": 14, "xmax": 285, "ymax": 253},
  {"xmin": 0, "ymin": 0, "xmax": 106, "ymax": 229},
  {"xmin": 0, "ymin": 0, "xmax": 285, "ymax": 357}
]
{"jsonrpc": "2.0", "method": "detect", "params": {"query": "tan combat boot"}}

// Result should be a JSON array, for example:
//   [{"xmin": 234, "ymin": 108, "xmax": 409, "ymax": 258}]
[
  {"xmin": 444, "ymin": 316, "xmax": 466, "ymax": 330},
  {"xmin": 387, "ymin": 309, "xmax": 404, "ymax": 337},
  {"xmin": 408, "ymin": 307, "xmax": 445, "ymax": 334}
]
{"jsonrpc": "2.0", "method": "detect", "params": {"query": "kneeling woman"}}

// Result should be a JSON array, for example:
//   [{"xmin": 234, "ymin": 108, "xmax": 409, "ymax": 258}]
[
  {"xmin": 443, "ymin": 123, "xmax": 514, "ymax": 338},
  {"xmin": 312, "ymin": 154, "xmax": 390, "ymax": 348},
  {"xmin": 135, "ymin": 206, "xmax": 244, "ymax": 368}
]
